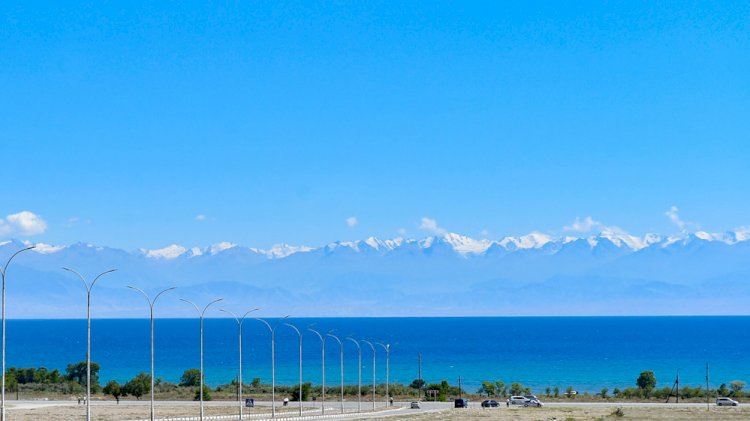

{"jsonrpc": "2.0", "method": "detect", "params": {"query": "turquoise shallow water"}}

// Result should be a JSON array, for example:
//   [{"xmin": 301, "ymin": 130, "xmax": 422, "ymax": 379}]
[{"xmin": 6, "ymin": 317, "xmax": 749, "ymax": 392}]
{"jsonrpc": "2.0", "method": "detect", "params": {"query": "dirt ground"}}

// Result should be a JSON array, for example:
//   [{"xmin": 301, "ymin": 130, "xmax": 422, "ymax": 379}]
[
  {"xmin": 360, "ymin": 406, "xmax": 750, "ymax": 421},
  {"xmin": 5, "ymin": 402, "xmax": 305, "ymax": 421},
  {"xmin": 5, "ymin": 404, "xmax": 750, "ymax": 420}
]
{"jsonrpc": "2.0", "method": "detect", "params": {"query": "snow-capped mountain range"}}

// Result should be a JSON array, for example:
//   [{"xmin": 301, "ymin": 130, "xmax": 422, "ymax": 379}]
[
  {"xmin": 11, "ymin": 227, "xmax": 750, "ymax": 261},
  {"xmin": 2, "ymin": 229, "xmax": 750, "ymax": 318}
]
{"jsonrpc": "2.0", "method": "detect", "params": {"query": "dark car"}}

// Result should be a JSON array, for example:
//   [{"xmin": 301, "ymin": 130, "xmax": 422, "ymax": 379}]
[
  {"xmin": 481, "ymin": 399, "xmax": 499, "ymax": 407},
  {"xmin": 454, "ymin": 398, "xmax": 469, "ymax": 408}
]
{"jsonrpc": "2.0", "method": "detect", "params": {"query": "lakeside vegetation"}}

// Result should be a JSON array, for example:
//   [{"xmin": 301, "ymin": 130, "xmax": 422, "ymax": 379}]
[{"xmin": 5, "ymin": 363, "xmax": 747, "ymax": 403}]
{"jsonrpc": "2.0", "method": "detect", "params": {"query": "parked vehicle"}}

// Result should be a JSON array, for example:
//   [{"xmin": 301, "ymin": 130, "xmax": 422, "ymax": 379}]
[
  {"xmin": 508, "ymin": 395, "xmax": 543, "ymax": 407},
  {"xmin": 508, "ymin": 396, "xmax": 528, "ymax": 406},
  {"xmin": 481, "ymin": 399, "xmax": 499, "ymax": 407},
  {"xmin": 410, "ymin": 401, "xmax": 421, "ymax": 409},
  {"xmin": 716, "ymin": 397, "xmax": 739, "ymax": 406},
  {"xmin": 454, "ymin": 398, "xmax": 469, "ymax": 408},
  {"xmin": 524, "ymin": 397, "xmax": 543, "ymax": 407}
]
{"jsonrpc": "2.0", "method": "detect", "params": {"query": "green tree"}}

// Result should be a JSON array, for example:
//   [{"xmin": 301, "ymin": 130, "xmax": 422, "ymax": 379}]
[
  {"xmin": 4, "ymin": 371, "xmax": 18, "ymax": 393},
  {"xmin": 194, "ymin": 384, "xmax": 212, "ymax": 401},
  {"xmin": 730, "ymin": 380, "xmax": 745, "ymax": 396},
  {"xmin": 180, "ymin": 369, "xmax": 201, "ymax": 387},
  {"xmin": 553, "ymin": 386, "xmax": 560, "ymax": 398},
  {"xmin": 66, "ymin": 361, "xmax": 101, "ymax": 389},
  {"xmin": 291, "ymin": 382, "xmax": 312, "ymax": 401},
  {"xmin": 601, "ymin": 388, "xmax": 608, "ymax": 398},
  {"xmin": 103, "ymin": 380, "xmax": 125, "ymax": 404},
  {"xmin": 123, "ymin": 373, "xmax": 151, "ymax": 400},
  {"xmin": 478, "ymin": 381, "xmax": 496, "ymax": 397},
  {"xmin": 251, "ymin": 378, "xmax": 261, "ymax": 388},
  {"xmin": 545, "ymin": 387, "xmax": 551, "ymax": 397},
  {"xmin": 613, "ymin": 387, "xmax": 621, "ymax": 397},
  {"xmin": 495, "ymin": 381, "xmax": 507, "ymax": 397},
  {"xmin": 718, "ymin": 383, "xmax": 730, "ymax": 397},
  {"xmin": 410, "ymin": 379, "xmax": 426, "ymax": 392},
  {"xmin": 636, "ymin": 371, "xmax": 656, "ymax": 397},
  {"xmin": 509, "ymin": 382, "xmax": 525, "ymax": 396}
]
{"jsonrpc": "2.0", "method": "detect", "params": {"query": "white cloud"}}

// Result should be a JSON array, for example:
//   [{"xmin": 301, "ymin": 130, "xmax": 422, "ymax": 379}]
[
  {"xmin": 480, "ymin": 229, "xmax": 489, "ymax": 238},
  {"xmin": 564, "ymin": 216, "xmax": 601, "ymax": 232},
  {"xmin": 195, "ymin": 214, "xmax": 207, "ymax": 221},
  {"xmin": 563, "ymin": 216, "xmax": 631, "ymax": 236},
  {"xmin": 665, "ymin": 206, "xmax": 687, "ymax": 233},
  {"xmin": 419, "ymin": 217, "xmax": 447, "ymax": 236},
  {"xmin": 0, "ymin": 211, "xmax": 48, "ymax": 236},
  {"xmin": 346, "ymin": 216, "xmax": 358, "ymax": 227},
  {"xmin": 398, "ymin": 228, "xmax": 406, "ymax": 236}
]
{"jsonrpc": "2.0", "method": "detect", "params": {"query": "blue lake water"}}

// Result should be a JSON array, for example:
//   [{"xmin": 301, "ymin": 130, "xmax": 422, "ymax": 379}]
[{"xmin": 6, "ymin": 317, "xmax": 749, "ymax": 393}]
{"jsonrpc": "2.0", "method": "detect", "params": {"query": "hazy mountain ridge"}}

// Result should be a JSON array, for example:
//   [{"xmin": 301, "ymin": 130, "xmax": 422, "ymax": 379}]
[{"xmin": 1, "ymin": 231, "xmax": 749, "ymax": 317}]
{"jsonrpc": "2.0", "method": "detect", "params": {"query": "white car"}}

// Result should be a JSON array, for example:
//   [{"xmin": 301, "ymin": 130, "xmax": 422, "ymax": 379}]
[
  {"xmin": 508, "ymin": 395, "xmax": 543, "ymax": 407},
  {"xmin": 716, "ymin": 397, "xmax": 739, "ymax": 406},
  {"xmin": 508, "ymin": 396, "xmax": 527, "ymax": 406},
  {"xmin": 410, "ymin": 401, "xmax": 421, "ymax": 409}
]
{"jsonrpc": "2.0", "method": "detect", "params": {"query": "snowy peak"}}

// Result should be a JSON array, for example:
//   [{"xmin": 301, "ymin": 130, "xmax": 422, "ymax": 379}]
[
  {"xmin": 498, "ymin": 232, "xmax": 552, "ymax": 250},
  {"xmin": 441, "ymin": 233, "xmax": 492, "ymax": 254},
  {"xmin": 4, "ymin": 227, "xmax": 750, "ymax": 264},
  {"xmin": 142, "ymin": 244, "xmax": 187, "ymax": 259},
  {"xmin": 266, "ymin": 244, "xmax": 314, "ymax": 259}
]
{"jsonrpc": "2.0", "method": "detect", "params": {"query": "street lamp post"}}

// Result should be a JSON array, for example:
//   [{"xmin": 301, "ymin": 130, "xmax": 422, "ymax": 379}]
[
  {"xmin": 284, "ymin": 323, "xmax": 303, "ymax": 417},
  {"xmin": 1, "ymin": 245, "xmax": 34, "ymax": 421},
  {"xmin": 218, "ymin": 308, "xmax": 258, "ymax": 421},
  {"xmin": 127, "ymin": 286, "xmax": 176, "ymax": 421},
  {"xmin": 346, "ymin": 337, "xmax": 362, "ymax": 413},
  {"xmin": 362, "ymin": 341, "xmax": 376, "ymax": 412},
  {"xmin": 180, "ymin": 298, "xmax": 223, "ymax": 421},
  {"xmin": 307, "ymin": 327, "xmax": 327, "ymax": 415},
  {"xmin": 326, "ymin": 333, "xmax": 344, "ymax": 414},
  {"xmin": 253, "ymin": 316, "xmax": 289, "ymax": 419},
  {"xmin": 376, "ymin": 343, "xmax": 390, "ymax": 407},
  {"xmin": 63, "ymin": 268, "xmax": 117, "ymax": 421}
]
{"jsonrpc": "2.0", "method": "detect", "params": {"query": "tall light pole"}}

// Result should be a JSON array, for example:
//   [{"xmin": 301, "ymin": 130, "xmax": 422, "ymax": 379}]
[
  {"xmin": 127, "ymin": 286, "xmax": 176, "ymax": 421},
  {"xmin": 63, "ymin": 268, "xmax": 117, "ymax": 421},
  {"xmin": 283, "ymin": 323, "xmax": 303, "ymax": 417},
  {"xmin": 346, "ymin": 337, "xmax": 362, "ymax": 413},
  {"xmin": 1, "ymin": 245, "xmax": 34, "ymax": 421},
  {"xmin": 219, "ymin": 308, "xmax": 259, "ymax": 421},
  {"xmin": 376, "ymin": 343, "xmax": 390, "ymax": 407},
  {"xmin": 362, "ymin": 340, "xmax": 376, "ymax": 412},
  {"xmin": 326, "ymin": 333, "xmax": 344, "ymax": 414},
  {"xmin": 180, "ymin": 298, "xmax": 223, "ymax": 421},
  {"xmin": 253, "ymin": 316, "xmax": 289, "ymax": 419},
  {"xmin": 307, "ymin": 327, "xmax": 327, "ymax": 415}
]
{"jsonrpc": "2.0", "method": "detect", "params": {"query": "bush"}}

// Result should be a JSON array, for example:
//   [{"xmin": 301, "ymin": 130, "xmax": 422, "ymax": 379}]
[
  {"xmin": 291, "ymin": 382, "xmax": 312, "ymax": 401},
  {"xmin": 611, "ymin": 407, "xmax": 625, "ymax": 417},
  {"xmin": 123, "ymin": 373, "xmax": 151, "ymax": 400},
  {"xmin": 193, "ymin": 384, "xmax": 212, "ymax": 401}
]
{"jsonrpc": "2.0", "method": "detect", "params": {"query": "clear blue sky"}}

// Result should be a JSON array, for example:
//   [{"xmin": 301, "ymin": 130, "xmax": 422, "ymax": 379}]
[{"xmin": 1, "ymin": 1, "xmax": 748, "ymax": 250}]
